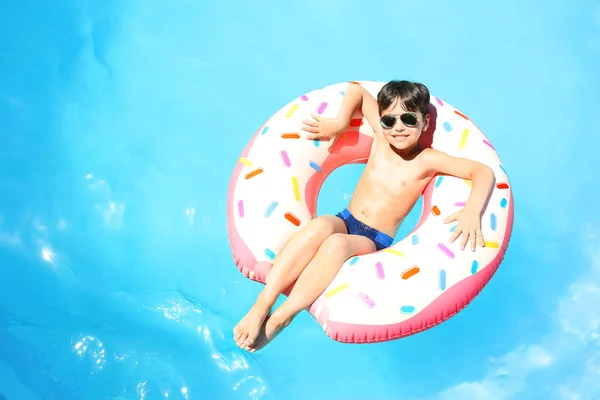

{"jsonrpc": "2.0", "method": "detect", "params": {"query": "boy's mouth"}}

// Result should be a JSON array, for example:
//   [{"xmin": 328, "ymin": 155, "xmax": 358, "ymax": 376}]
[{"xmin": 391, "ymin": 134, "xmax": 409, "ymax": 139}]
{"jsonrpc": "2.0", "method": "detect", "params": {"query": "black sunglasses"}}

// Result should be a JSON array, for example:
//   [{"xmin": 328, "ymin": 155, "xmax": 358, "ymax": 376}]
[{"xmin": 380, "ymin": 113, "xmax": 419, "ymax": 129}]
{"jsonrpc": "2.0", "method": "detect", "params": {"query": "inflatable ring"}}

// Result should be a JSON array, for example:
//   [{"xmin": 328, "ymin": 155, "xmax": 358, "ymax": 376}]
[{"xmin": 227, "ymin": 81, "xmax": 514, "ymax": 343}]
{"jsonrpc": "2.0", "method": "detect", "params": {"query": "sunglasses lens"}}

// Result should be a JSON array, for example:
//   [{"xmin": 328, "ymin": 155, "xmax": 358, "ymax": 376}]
[
  {"xmin": 380, "ymin": 115, "xmax": 396, "ymax": 129},
  {"xmin": 400, "ymin": 113, "xmax": 418, "ymax": 126}
]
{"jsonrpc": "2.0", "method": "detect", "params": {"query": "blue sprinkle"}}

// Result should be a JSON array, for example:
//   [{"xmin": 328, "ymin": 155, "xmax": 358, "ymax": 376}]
[
  {"xmin": 443, "ymin": 121, "xmax": 452, "ymax": 132},
  {"xmin": 309, "ymin": 160, "xmax": 322, "ymax": 172},
  {"xmin": 435, "ymin": 176, "xmax": 444, "ymax": 187},
  {"xmin": 313, "ymin": 140, "xmax": 320, "ymax": 148},
  {"xmin": 491, "ymin": 213, "xmax": 497, "ymax": 231},
  {"xmin": 471, "ymin": 260, "xmax": 479, "ymax": 274},
  {"xmin": 439, "ymin": 269, "xmax": 447, "ymax": 291},
  {"xmin": 450, "ymin": 225, "xmax": 457, "ymax": 232},
  {"xmin": 261, "ymin": 126, "xmax": 269, "ymax": 135},
  {"xmin": 500, "ymin": 198, "xmax": 507, "ymax": 208},
  {"xmin": 265, "ymin": 248, "xmax": 276, "ymax": 260},
  {"xmin": 264, "ymin": 201, "xmax": 278, "ymax": 218},
  {"xmin": 340, "ymin": 91, "xmax": 345, "ymax": 95},
  {"xmin": 349, "ymin": 257, "xmax": 359, "ymax": 265},
  {"xmin": 411, "ymin": 234, "xmax": 419, "ymax": 245},
  {"xmin": 499, "ymin": 164, "xmax": 507, "ymax": 175},
  {"xmin": 400, "ymin": 306, "xmax": 415, "ymax": 314}
]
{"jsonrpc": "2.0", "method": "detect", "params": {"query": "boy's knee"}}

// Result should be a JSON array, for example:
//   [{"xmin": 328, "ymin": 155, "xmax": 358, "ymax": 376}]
[
  {"xmin": 307, "ymin": 216, "xmax": 337, "ymax": 234},
  {"xmin": 321, "ymin": 233, "xmax": 350, "ymax": 255}
]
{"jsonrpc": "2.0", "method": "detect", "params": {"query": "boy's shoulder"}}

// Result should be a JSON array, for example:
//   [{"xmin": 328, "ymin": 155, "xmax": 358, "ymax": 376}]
[{"xmin": 417, "ymin": 148, "xmax": 455, "ymax": 170}]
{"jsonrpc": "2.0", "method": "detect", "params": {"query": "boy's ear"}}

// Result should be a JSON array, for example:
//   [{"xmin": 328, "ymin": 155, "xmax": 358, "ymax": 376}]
[{"xmin": 423, "ymin": 114, "xmax": 430, "ymax": 131}]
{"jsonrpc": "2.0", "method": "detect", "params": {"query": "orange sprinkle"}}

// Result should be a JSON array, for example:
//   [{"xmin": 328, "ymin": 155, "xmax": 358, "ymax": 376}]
[
  {"xmin": 496, "ymin": 182, "xmax": 509, "ymax": 189},
  {"xmin": 454, "ymin": 110, "xmax": 469, "ymax": 119},
  {"xmin": 401, "ymin": 266, "xmax": 420, "ymax": 280},
  {"xmin": 431, "ymin": 206, "xmax": 441, "ymax": 216},
  {"xmin": 244, "ymin": 168, "xmax": 263, "ymax": 179},
  {"xmin": 281, "ymin": 133, "xmax": 300, "ymax": 139},
  {"xmin": 349, "ymin": 118, "xmax": 364, "ymax": 127},
  {"xmin": 348, "ymin": 81, "xmax": 361, "ymax": 85},
  {"xmin": 284, "ymin": 212, "xmax": 301, "ymax": 226}
]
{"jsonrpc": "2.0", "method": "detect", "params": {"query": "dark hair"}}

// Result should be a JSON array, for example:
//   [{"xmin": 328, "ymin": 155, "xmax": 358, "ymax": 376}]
[{"xmin": 377, "ymin": 80, "xmax": 430, "ymax": 117}]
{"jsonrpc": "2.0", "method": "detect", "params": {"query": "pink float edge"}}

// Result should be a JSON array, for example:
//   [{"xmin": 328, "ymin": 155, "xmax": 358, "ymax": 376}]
[{"xmin": 226, "ymin": 103, "xmax": 515, "ymax": 344}]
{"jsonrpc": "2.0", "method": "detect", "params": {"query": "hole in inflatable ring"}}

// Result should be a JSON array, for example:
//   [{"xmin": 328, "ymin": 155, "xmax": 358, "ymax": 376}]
[{"xmin": 315, "ymin": 164, "xmax": 423, "ymax": 246}]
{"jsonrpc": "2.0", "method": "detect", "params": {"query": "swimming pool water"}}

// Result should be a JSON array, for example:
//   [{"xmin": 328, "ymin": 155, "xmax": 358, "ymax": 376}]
[{"xmin": 2, "ymin": 0, "xmax": 600, "ymax": 399}]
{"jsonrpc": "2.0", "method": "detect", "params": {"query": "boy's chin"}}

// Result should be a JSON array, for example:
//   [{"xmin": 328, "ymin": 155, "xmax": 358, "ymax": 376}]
[{"xmin": 388, "ymin": 139, "xmax": 417, "ymax": 150}]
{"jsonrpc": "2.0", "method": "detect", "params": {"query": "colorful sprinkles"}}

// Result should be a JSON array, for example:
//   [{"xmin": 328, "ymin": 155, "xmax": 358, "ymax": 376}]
[
  {"xmin": 264, "ymin": 201, "xmax": 278, "ymax": 217},
  {"xmin": 309, "ymin": 160, "xmax": 322, "ymax": 172},
  {"xmin": 358, "ymin": 292, "xmax": 376, "ymax": 308},
  {"xmin": 317, "ymin": 102, "xmax": 328, "ymax": 114},
  {"xmin": 325, "ymin": 282, "xmax": 349, "ymax": 298},
  {"xmin": 284, "ymin": 212, "xmax": 301, "ymax": 226},
  {"xmin": 286, "ymin": 104, "xmax": 298, "ymax": 118},
  {"xmin": 239, "ymin": 157, "xmax": 252, "ymax": 167},
  {"xmin": 438, "ymin": 269, "xmax": 447, "ymax": 291},
  {"xmin": 375, "ymin": 262, "xmax": 385, "ymax": 280},
  {"xmin": 280, "ymin": 151, "xmax": 291, "ymax": 167},
  {"xmin": 438, "ymin": 243, "xmax": 455, "ymax": 259},
  {"xmin": 401, "ymin": 266, "xmax": 420, "ymax": 280},
  {"xmin": 245, "ymin": 168, "xmax": 263, "ymax": 179},
  {"xmin": 400, "ymin": 306, "xmax": 415, "ymax": 314},
  {"xmin": 292, "ymin": 177, "xmax": 301, "ymax": 201}
]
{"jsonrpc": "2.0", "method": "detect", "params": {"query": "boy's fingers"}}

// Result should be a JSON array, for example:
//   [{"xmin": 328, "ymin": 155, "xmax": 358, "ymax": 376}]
[
  {"xmin": 460, "ymin": 232, "xmax": 469, "ymax": 250},
  {"xmin": 477, "ymin": 231, "xmax": 485, "ymax": 246},
  {"xmin": 449, "ymin": 227, "xmax": 461, "ymax": 243},
  {"xmin": 301, "ymin": 124, "xmax": 318, "ymax": 133}
]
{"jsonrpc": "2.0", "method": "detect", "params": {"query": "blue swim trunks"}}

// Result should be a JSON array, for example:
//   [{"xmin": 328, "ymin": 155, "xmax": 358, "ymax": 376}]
[{"xmin": 336, "ymin": 209, "xmax": 394, "ymax": 251}]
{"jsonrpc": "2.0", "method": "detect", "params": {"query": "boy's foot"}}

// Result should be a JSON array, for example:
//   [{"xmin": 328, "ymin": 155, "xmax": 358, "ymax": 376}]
[
  {"xmin": 248, "ymin": 310, "xmax": 292, "ymax": 352},
  {"xmin": 233, "ymin": 296, "xmax": 272, "ymax": 349}
]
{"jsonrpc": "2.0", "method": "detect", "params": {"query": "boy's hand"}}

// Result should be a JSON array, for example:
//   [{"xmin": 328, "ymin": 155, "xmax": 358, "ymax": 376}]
[
  {"xmin": 443, "ymin": 208, "xmax": 485, "ymax": 251},
  {"xmin": 301, "ymin": 113, "xmax": 346, "ymax": 149}
]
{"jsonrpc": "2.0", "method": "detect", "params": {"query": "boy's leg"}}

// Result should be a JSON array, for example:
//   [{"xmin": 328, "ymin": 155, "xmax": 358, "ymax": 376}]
[
  {"xmin": 249, "ymin": 233, "xmax": 376, "ymax": 351},
  {"xmin": 234, "ymin": 215, "xmax": 347, "ymax": 349}
]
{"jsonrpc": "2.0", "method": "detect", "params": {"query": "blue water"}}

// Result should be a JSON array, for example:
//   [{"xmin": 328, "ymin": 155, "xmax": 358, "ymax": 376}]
[{"xmin": 1, "ymin": 0, "xmax": 600, "ymax": 399}]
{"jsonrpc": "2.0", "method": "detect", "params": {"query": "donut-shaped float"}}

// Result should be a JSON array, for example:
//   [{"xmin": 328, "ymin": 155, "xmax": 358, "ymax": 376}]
[{"xmin": 227, "ymin": 81, "xmax": 514, "ymax": 343}]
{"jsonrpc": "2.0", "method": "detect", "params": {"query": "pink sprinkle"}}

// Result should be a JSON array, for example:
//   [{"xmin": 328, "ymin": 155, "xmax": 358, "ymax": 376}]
[
  {"xmin": 238, "ymin": 200, "xmax": 244, "ymax": 218},
  {"xmin": 358, "ymin": 292, "xmax": 375, "ymax": 308},
  {"xmin": 455, "ymin": 201, "xmax": 466, "ymax": 207},
  {"xmin": 435, "ymin": 97, "xmax": 444, "ymax": 106},
  {"xmin": 438, "ymin": 243, "xmax": 455, "ymax": 259},
  {"xmin": 375, "ymin": 261, "xmax": 385, "ymax": 279},
  {"xmin": 483, "ymin": 139, "xmax": 495, "ymax": 149},
  {"xmin": 301, "ymin": 95, "xmax": 309, "ymax": 101},
  {"xmin": 280, "ymin": 150, "xmax": 291, "ymax": 167},
  {"xmin": 317, "ymin": 102, "xmax": 328, "ymax": 114}
]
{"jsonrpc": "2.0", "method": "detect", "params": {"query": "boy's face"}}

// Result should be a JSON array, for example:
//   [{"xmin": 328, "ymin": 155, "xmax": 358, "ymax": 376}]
[{"xmin": 380, "ymin": 98, "xmax": 430, "ymax": 151}]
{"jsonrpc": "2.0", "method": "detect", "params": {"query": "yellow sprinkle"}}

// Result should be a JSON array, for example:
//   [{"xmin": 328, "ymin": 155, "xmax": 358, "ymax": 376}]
[
  {"xmin": 286, "ymin": 104, "xmax": 299, "ymax": 119},
  {"xmin": 463, "ymin": 179, "xmax": 472, "ymax": 187},
  {"xmin": 383, "ymin": 248, "xmax": 404, "ymax": 257},
  {"xmin": 239, "ymin": 157, "xmax": 252, "ymax": 167},
  {"xmin": 292, "ymin": 176, "xmax": 300, "ymax": 201},
  {"xmin": 325, "ymin": 282, "xmax": 350, "ymax": 298},
  {"xmin": 458, "ymin": 128, "xmax": 469, "ymax": 149},
  {"xmin": 485, "ymin": 241, "xmax": 499, "ymax": 248}
]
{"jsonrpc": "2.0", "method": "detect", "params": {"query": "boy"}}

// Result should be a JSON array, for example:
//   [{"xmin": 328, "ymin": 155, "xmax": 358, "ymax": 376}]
[{"xmin": 233, "ymin": 80, "xmax": 496, "ymax": 352}]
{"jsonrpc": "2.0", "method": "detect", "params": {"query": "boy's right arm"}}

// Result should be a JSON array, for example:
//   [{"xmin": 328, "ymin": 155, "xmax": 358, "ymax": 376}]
[{"xmin": 301, "ymin": 83, "xmax": 382, "ymax": 142}]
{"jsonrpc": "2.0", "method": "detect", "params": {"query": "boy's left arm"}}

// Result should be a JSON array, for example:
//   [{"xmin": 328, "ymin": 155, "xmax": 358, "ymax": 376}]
[{"xmin": 422, "ymin": 149, "xmax": 496, "ymax": 251}]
